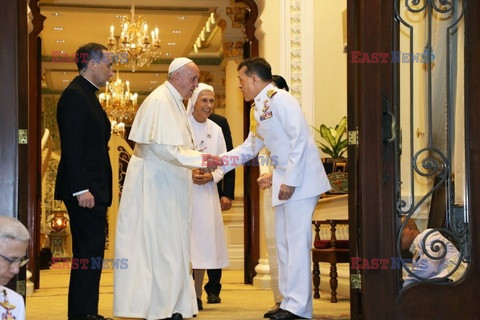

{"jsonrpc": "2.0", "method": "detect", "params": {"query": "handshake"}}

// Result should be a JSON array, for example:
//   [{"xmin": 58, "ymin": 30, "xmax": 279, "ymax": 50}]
[{"xmin": 201, "ymin": 154, "xmax": 223, "ymax": 172}]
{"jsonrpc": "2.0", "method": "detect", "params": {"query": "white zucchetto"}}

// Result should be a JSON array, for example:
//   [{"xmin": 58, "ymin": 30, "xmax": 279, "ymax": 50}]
[{"xmin": 168, "ymin": 57, "xmax": 194, "ymax": 74}]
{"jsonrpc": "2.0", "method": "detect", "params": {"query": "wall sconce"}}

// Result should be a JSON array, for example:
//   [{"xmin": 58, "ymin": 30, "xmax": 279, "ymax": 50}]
[{"xmin": 48, "ymin": 211, "xmax": 69, "ymax": 233}]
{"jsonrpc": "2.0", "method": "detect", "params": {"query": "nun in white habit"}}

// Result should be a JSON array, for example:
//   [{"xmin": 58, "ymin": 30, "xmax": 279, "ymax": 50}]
[{"xmin": 187, "ymin": 83, "xmax": 230, "ymax": 307}]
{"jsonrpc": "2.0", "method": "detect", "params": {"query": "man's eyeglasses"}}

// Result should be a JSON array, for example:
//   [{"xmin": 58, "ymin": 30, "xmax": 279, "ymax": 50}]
[{"xmin": 0, "ymin": 253, "xmax": 29, "ymax": 267}]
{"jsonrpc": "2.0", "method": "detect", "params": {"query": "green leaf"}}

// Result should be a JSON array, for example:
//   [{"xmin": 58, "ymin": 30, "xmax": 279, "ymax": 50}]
[
  {"xmin": 319, "ymin": 145, "xmax": 334, "ymax": 157},
  {"xmin": 337, "ymin": 138, "xmax": 348, "ymax": 152},
  {"xmin": 335, "ymin": 116, "xmax": 347, "ymax": 144},
  {"xmin": 320, "ymin": 124, "xmax": 336, "ymax": 147}
]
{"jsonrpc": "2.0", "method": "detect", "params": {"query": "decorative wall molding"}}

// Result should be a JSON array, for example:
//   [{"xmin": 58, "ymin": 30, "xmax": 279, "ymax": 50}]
[
  {"xmin": 287, "ymin": 0, "xmax": 315, "ymax": 126},
  {"xmin": 289, "ymin": 0, "xmax": 302, "ymax": 104},
  {"xmin": 223, "ymin": 40, "xmax": 245, "ymax": 58}
]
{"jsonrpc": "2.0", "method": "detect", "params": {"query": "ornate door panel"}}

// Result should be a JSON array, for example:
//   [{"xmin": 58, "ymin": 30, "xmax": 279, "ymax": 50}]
[{"xmin": 348, "ymin": 0, "xmax": 480, "ymax": 318}]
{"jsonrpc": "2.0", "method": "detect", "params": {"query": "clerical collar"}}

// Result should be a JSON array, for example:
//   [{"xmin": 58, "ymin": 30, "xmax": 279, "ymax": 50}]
[{"xmin": 80, "ymin": 75, "xmax": 100, "ymax": 91}]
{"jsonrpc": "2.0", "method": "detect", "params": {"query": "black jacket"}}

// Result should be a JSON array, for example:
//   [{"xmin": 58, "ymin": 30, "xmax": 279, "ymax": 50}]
[
  {"xmin": 55, "ymin": 76, "xmax": 113, "ymax": 206},
  {"xmin": 209, "ymin": 113, "xmax": 235, "ymax": 200}
]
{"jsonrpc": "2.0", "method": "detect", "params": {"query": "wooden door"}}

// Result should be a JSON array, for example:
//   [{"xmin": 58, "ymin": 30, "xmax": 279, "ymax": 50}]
[
  {"xmin": 348, "ymin": 0, "xmax": 480, "ymax": 318},
  {"xmin": 0, "ymin": 0, "xmax": 29, "ymax": 295}
]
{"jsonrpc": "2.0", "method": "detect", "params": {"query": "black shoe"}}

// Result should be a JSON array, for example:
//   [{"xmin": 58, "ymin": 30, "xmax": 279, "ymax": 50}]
[
  {"xmin": 197, "ymin": 298, "xmax": 203, "ymax": 310},
  {"xmin": 207, "ymin": 293, "xmax": 221, "ymax": 303},
  {"xmin": 264, "ymin": 304, "xmax": 282, "ymax": 318},
  {"xmin": 171, "ymin": 313, "xmax": 183, "ymax": 320},
  {"xmin": 160, "ymin": 313, "xmax": 183, "ymax": 320},
  {"xmin": 271, "ymin": 309, "xmax": 307, "ymax": 320}
]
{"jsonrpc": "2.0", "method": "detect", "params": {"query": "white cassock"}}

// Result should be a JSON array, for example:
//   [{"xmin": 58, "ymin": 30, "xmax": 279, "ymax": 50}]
[
  {"xmin": 222, "ymin": 83, "xmax": 331, "ymax": 318},
  {"xmin": 114, "ymin": 81, "xmax": 206, "ymax": 319},
  {"xmin": 188, "ymin": 114, "xmax": 229, "ymax": 269}
]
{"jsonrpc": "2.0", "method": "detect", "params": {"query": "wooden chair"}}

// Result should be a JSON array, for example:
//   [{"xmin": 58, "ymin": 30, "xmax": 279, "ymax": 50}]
[{"xmin": 311, "ymin": 219, "xmax": 349, "ymax": 303}]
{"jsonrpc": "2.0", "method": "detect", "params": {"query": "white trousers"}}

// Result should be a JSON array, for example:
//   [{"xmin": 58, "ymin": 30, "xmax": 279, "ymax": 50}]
[
  {"xmin": 264, "ymin": 188, "xmax": 282, "ymax": 303},
  {"xmin": 275, "ymin": 196, "xmax": 318, "ymax": 319}
]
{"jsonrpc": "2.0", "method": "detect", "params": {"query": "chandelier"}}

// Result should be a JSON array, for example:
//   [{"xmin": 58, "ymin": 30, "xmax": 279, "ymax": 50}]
[
  {"xmin": 107, "ymin": 4, "xmax": 161, "ymax": 72},
  {"xmin": 99, "ymin": 70, "xmax": 138, "ymax": 136}
]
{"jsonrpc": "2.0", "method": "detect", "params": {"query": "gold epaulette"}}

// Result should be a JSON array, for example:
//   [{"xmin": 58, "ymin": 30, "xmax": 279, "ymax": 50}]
[{"xmin": 267, "ymin": 89, "xmax": 277, "ymax": 98}]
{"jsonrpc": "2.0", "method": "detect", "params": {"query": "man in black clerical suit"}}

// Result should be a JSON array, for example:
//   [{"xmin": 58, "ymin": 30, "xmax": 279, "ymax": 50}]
[
  {"xmin": 205, "ymin": 113, "xmax": 236, "ymax": 304},
  {"xmin": 55, "ymin": 43, "xmax": 113, "ymax": 320}
]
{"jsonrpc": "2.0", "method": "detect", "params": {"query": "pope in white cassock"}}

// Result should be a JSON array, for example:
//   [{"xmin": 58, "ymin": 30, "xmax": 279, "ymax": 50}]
[
  {"xmin": 186, "ymin": 83, "xmax": 229, "ymax": 308},
  {"xmin": 113, "ymin": 58, "xmax": 215, "ymax": 320}
]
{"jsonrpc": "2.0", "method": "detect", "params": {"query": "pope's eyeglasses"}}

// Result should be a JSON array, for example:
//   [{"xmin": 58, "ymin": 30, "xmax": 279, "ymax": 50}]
[{"xmin": 0, "ymin": 253, "xmax": 29, "ymax": 267}]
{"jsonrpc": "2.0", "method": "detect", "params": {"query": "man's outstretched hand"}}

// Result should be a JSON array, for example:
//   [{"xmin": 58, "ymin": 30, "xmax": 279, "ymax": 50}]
[{"xmin": 202, "ymin": 154, "xmax": 223, "ymax": 172}]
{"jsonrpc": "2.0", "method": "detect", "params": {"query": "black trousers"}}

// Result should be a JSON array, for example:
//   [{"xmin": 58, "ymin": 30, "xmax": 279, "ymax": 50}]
[
  {"xmin": 64, "ymin": 200, "xmax": 107, "ymax": 318},
  {"xmin": 205, "ymin": 269, "xmax": 222, "ymax": 295}
]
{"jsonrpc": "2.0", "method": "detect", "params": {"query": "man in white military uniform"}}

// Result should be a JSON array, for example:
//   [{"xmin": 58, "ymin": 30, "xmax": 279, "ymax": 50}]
[
  {"xmin": 114, "ymin": 58, "xmax": 218, "ymax": 320},
  {"xmin": 215, "ymin": 58, "xmax": 331, "ymax": 320}
]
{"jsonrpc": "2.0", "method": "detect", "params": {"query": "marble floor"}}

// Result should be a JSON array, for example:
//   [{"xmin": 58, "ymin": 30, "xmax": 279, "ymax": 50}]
[{"xmin": 26, "ymin": 269, "xmax": 350, "ymax": 320}]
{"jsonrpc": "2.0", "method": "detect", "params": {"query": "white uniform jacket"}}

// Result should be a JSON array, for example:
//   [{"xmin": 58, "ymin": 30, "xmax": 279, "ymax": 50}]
[{"xmin": 222, "ymin": 83, "xmax": 330, "ymax": 206}]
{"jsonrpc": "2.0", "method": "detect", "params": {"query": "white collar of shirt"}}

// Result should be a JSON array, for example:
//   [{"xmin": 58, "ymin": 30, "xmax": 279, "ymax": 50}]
[{"xmin": 81, "ymin": 75, "xmax": 99, "ymax": 90}]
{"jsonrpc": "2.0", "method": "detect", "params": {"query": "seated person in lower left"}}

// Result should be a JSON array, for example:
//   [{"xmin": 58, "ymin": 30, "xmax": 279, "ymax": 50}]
[
  {"xmin": 0, "ymin": 216, "xmax": 30, "ymax": 320},
  {"xmin": 400, "ymin": 216, "xmax": 467, "ymax": 286}
]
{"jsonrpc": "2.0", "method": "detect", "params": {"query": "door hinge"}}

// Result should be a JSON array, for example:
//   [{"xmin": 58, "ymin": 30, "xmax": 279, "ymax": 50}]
[
  {"xmin": 19, "ymin": 129, "xmax": 28, "ymax": 144},
  {"xmin": 348, "ymin": 130, "xmax": 358, "ymax": 145},
  {"xmin": 350, "ymin": 273, "xmax": 361, "ymax": 289},
  {"xmin": 16, "ymin": 280, "xmax": 26, "ymax": 296}
]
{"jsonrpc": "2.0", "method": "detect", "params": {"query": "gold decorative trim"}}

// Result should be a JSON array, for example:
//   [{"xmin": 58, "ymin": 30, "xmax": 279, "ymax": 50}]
[
  {"xmin": 226, "ymin": 7, "xmax": 247, "ymax": 29},
  {"xmin": 223, "ymin": 41, "xmax": 244, "ymax": 58}
]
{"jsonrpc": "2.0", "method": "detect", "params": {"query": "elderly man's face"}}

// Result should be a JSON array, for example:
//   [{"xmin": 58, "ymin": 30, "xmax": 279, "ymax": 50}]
[
  {"xmin": 175, "ymin": 63, "xmax": 200, "ymax": 99},
  {"xmin": 0, "ymin": 240, "xmax": 28, "ymax": 285}
]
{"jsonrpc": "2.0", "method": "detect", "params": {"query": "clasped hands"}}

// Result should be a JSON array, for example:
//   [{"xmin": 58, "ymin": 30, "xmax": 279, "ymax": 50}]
[
  {"xmin": 257, "ymin": 173, "xmax": 273, "ymax": 190},
  {"xmin": 192, "ymin": 169, "xmax": 213, "ymax": 185}
]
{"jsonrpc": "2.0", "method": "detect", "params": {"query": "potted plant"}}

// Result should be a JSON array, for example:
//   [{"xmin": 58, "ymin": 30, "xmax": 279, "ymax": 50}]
[
  {"xmin": 312, "ymin": 116, "xmax": 348, "ymax": 159},
  {"xmin": 312, "ymin": 116, "xmax": 348, "ymax": 193}
]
